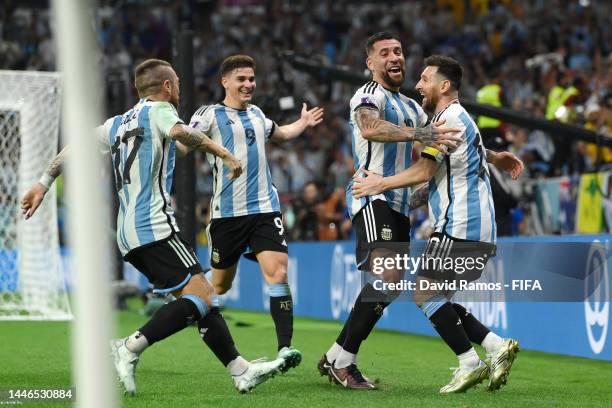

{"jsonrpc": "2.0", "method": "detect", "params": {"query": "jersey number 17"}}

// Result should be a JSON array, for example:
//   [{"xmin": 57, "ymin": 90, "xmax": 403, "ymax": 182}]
[{"xmin": 111, "ymin": 127, "xmax": 144, "ymax": 191}]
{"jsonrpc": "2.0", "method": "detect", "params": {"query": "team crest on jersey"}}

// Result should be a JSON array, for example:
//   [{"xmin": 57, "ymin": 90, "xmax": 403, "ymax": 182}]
[
  {"xmin": 211, "ymin": 248, "xmax": 220, "ymax": 264},
  {"xmin": 381, "ymin": 226, "xmax": 392, "ymax": 241}
]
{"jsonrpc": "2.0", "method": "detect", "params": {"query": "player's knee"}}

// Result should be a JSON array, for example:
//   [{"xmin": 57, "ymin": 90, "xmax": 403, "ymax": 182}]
[
  {"xmin": 180, "ymin": 293, "xmax": 208, "ymax": 320},
  {"xmin": 266, "ymin": 264, "xmax": 287, "ymax": 284},
  {"xmin": 214, "ymin": 282, "xmax": 231, "ymax": 295},
  {"xmin": 177, "ymin": 274, "xmax": 213, "ymax": 300},
  {"xmin": 273, "ymin": 265, "xmax": 288, "ymax": 283}
]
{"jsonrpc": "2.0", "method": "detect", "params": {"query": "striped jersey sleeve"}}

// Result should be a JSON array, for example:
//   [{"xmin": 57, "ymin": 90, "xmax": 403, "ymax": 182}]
[
  {"xmin": 189, "ymin": 105, "xmax": 214, "ymax": 134},
  {"xmin": 350, "ymin": 81, "xmax": 385, "ymax": 112},
  {"xmin": 150, "ymin": 102, "xmax": 184, "ymax": 138},
  {"xmin": 95, "ymin": 122, "xmax": 111, "ymax": 154},
  {"xmin": 251, "ymin": 105, "xmax": 276, "ymax": 140}
]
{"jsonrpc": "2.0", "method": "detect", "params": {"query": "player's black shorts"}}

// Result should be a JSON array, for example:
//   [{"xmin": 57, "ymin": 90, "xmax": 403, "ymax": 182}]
[
  {"xmin": 124, "ymin": 233, "xmax": 202, "ymax": 294},
  {"xmin": 207, "ymin": 211, "xmax": 288, "ymax": 269},
  {"xmin": 352, "ymin": 199, "xmax": 411, "ymax": 271},
  {"xmin": 417, "ymin": 232, "xmax": 496, "ymax": 283}
]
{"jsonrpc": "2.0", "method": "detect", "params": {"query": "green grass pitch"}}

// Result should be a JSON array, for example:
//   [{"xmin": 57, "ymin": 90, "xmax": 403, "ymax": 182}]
[{"xmin": 2, "ymin": 307, "xmax": 612, "ymax": 407}]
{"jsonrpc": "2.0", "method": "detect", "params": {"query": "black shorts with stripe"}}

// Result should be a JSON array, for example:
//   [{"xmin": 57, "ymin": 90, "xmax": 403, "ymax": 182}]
[
  {"xmin": 125, "ymin": 233, "xmax": 203, "ymax": 294},
  {"xmin": 352, "ymin": 199, "xmax": 411, "ymax": 271},
  {"xmin": 207, "ymin": 211, "xmax": 288, "ymax": 269},
  {"xmin": 417, "ymin": 232, "xmax": 496, "ymax": 283}
]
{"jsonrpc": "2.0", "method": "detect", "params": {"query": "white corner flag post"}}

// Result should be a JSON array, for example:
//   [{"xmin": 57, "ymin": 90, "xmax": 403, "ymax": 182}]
[{"xmin": 52, "ymin": 1, "xmax": 116, "ymax": 407}]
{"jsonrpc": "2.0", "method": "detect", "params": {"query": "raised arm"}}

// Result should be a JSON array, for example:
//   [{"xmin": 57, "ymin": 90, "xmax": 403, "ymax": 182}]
[
  {"xmin": 356, "ymin": 107, "xmax": 461, "ymax": 149},
  {"xmin": 352, "ymin": 157, "xmax": 440, "ymax": 199},
  {"xmin": 169, "ymin": 123, "xmax": 242, "ymax": 179},
  {"xmin": 21, "ymin": 145, "xmax": 69, "ymax": 219},
  {"xmin": 269, "ymin": 103, "xmax": 324, "ymax": 143}
]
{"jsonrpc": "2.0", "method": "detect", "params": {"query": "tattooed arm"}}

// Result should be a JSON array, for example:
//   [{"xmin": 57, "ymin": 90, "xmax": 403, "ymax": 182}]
[
  {"xmin": 21, "ymin": 146, "xmax": 69, "ymax": 219},
  {"xmin": 43, "ymin": 146, "xmax": 68, "ymax": 186},
  {"xmin": 352, "ymin": 158, "xmax": 439, "ymax": 199},
  {"xmin": 356, "ymin": 107, "xmax": 462, "ymax": 148},
  {"xmin": 169, "ymin": 123, "xmax": 242, "ymax": 180}
]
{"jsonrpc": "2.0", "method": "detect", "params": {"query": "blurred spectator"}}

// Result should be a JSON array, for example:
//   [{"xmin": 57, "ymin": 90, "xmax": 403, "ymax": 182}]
[
  {"xmin": 476, "ymin": 69, "xmax": 508, "ymax": 149},
  {"xmin": 292, "ymin": 181, "xmax": 320, "ymax": 241},
  {"xmin": 317, "ymin": 187, "xmax": 346, "ymax": 241},
  {"xmin": 489, "ymin": 164, "xmax": 519, "ymax": 237}
]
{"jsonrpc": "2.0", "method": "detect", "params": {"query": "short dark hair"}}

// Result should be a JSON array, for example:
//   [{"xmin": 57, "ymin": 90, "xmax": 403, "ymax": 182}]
[
  {"xmin": 365, "ymin": 32, "xmax": 401, "ymax": 55},
  {"xmin": 134, "ymin": 59, "xmax": 173, "ymax": 97},
  {"xmin": 220, "ymin": 55, "xmax": 256, "ymax": 77},
  {"xmin": 423, "ymin": 55, "xmax": 463, "ymax": 91}
]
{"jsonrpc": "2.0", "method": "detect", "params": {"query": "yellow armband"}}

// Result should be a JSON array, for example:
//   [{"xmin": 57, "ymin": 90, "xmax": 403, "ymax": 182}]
[{"xmin": 421, "ymin": 146, "xmax": 445, "ymax": 162}]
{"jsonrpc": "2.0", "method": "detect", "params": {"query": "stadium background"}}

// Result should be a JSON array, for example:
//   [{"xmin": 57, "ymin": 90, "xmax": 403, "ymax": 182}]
[
  {"xmin": 3, "ymin": 0, "xmax": 611, "ymax": 244},
  {"xmin": 1, "ymin": 0, "xmax": 612, "ymax": 405}
]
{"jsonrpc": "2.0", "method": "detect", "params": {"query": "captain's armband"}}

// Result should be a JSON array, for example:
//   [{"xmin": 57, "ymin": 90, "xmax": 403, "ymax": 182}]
[{"xmin": 421, "ymin": 146, "xmax": 445, "ymax": 163}]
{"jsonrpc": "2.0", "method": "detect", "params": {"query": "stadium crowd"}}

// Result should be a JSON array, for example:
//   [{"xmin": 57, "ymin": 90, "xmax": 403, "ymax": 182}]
[{"xmin": 1, "ymin": 0, "xmax": 610, "ymax": 240}]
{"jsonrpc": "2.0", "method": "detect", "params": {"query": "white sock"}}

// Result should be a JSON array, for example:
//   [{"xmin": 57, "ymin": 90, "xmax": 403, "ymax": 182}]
[
  {"xmin": 334, "ymin": 349, "xmax": 356, "ymax": 369},
  {"xmin": 125, "ymin": 331, "xmax": 149, "ymax": 354},
  {"xmin": 325, "ymin": 342, "xmax": 342, "ymax": 363},
  {"xmin": 481, "ymin": 332, "xmax": 504, "ymax": 355},
  {"xmin": 227, "ymin": 356, "xmax": 249, "ymax": 377},
  {"xmin": 458, "ymin": 347, "xmax": 480, "ymax": 371}
]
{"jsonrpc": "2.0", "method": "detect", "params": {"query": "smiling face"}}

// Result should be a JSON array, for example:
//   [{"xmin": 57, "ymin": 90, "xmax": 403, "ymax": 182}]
[
  {"xmin": 222, "ymin": 67, "xmax": 256, "ymax": 108},
  {"xmin": 415, "ymin": 65, "xmax": 443, "ymax": 114},
  {"xmin": 366, "ymin": 38, "xmax": 406, "ymax": 90}
]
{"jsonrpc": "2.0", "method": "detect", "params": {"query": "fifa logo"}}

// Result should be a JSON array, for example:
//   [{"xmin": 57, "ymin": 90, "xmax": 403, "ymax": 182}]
[{"xmin": 584, "ymin": 242, "xmax": 609, "ymax": 355}]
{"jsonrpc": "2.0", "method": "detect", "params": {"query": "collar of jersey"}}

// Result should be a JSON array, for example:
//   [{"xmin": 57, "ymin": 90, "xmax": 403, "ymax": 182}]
[
  {"xmin": 220, "ymin": 101, "xmax": 249, "ymax": 112},
  {"xmin": 372, "ymin": 79, "xmax": 400, "ymax": 94}
]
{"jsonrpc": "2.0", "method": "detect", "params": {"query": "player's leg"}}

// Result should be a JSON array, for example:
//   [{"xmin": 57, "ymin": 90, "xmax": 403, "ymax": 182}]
[
  {"xmin": 204, "ymin": 218, "xmax": 286, "ymax": 390},
  {"xmin": 207, "ymin": 216, "xmax": 290, "ymax": 390},
  {"xmin": 205, "ymin": 263, "xmax": 249, "ymax": 376},
  {"xmin": 414, "ymin": 279, "xmax": 488, "ymax": 393},
  {"xmin": 206, "ymin": 215, "xmax": 247, "ymax": 296},
  {"xmin": 325, "ymin": 200, "xmax": 408, "ymax": 389},
  {"xmin": 189, "ymin": 270, "xmax": 285, "ymax": 393},
  {"xmin": 447, "ymin": 239, "xmax": 519, "ymax": 391},
  {"xmin": 413, "ymin": 234, "xmax": 489, "ymax": 393},
  {"xmin": 452, "ymin": 302, "xmax": 502, "ymax": 352},
  {"xmin": 451, "ymin": 302, "xmax": 519, "ymax": 390},
  {"xmin": 256, "ymin": 250, "xmax": 302, "ymax": 371},
  {"xmin": 248, "ymin": 213, "xmax": 301, "ymax": 371},
  {"xmin": 112, "ymin": 236, "xmax": 213, "ymax": 394},
  {"xmin": 256, "ymin": 251, "xmax": 292, "ymax": 347},
  {"xmin": 210, "ymin": 263, "xmax": 239, "ymax": 295}
]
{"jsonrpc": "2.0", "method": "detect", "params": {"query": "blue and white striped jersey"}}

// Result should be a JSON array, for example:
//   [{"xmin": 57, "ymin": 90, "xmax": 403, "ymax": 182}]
[
  {"xmin": 427, "ymin": 102, "xmax": 496, "ymax": 243},
  {"xmin": 189, "ymin": 103, "xmax": 280, "ymax": 219},
  {"xmin": 97, "ymin": 99, "xmax": 182, "ymax": 256},
  {"xmin": 346, "ymin": 81, "xmax": 428, "ymax": 218}
]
